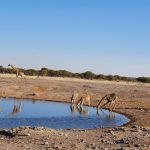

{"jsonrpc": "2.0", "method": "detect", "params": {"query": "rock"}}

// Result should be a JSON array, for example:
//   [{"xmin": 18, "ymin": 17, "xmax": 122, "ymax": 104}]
[
  {"xmin": 32, "ymin": 93, "xmax": 39, "ymax": 96},
  {"xmin": 25, "ymin": 133, "xmax": 31, "ymax": 136},
  {"xmin": 114, "ymin": 127, "xmax": 126, "ymax": 132},
  {"xmin": 64, "ymin": 133, "xmax": 68, "ymax": 137},
  {"xmin": 0, "ymin": 130, "xmax": 15, "ymax": 138},
  {"xmin": 44, "ymin": 142, "xmax": 49, "ymax": 146},
  {"xmin": 79, "ymin": 139, "xmax": 85, "ymax": 142},
  {"xmin": 51, "ymin": 144, "xmax": 62, "ymax": 149},
  {"xmin": 134, "ymin": 144, "xmax": 141, "ymax": 147},
  {"xmin": 17, "ymin": 132, "xmax": 31, "ymax": 136},
  {"xmin": 132, "ymin": 125, "xmax": 139, "ymax": 128},
  {"xmin": 23, "ymin": 145, "xmax": 30, "ymax": 149},
  {"xmin": 90, "ymin": 143, "xmax": 95, "ymax": 147},
  {"xmin": 117, "ymin": 148, "xmax": 126, "ymax": 150},
  {"xmin": 85, "ymin": 143, "xmax": 90, "ymax": 148},
  {"xmin": 143, "ymin": 144, "xmax": 147, "ymax": 147},
  {"xmin": 141, "ymin": 128, "xmax": 149, "ymax": 132},
  {"xmin": 91, "ymin": 146, "xmax": 96, "ymax": 149},
  {"xmin": 115, "ymin": 139, "xmax": 125, "ymax": 144}
]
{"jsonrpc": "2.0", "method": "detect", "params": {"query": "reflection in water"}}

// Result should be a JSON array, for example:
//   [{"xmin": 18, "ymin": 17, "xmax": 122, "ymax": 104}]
[
  {"xmin": 78, "ymin": 106, "xmax": 89, "ymax": 117},
  {"xmin": 0, "ymin": 99, "xmax": 3, "ymax": 112},
  {"xmin": 10, "ymin": 99, "xmax": 22, "ymax": 116},
  {"xmin": 70, "ymin": 104, "xmax": 78, "ymax": 113},
  {"xmin": 96, "ymin": 108, "xmax": 116, "ymax": 120},
  {"xmin": 106, "ymin": 112, "xmax": 116, "ymax": 120},
  {"xmin": 70, "ymin": 104, "xmax": 89, "ymax": 117}
]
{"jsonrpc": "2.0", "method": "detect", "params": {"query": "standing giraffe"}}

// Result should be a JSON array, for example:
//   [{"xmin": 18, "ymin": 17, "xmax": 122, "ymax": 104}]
[{"xmin": 8, "ymin": 64, "xmax": 25, "ymax": 79}]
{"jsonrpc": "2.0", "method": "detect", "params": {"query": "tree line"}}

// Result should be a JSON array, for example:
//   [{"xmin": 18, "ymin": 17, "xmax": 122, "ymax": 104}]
[{"xmin": 0, "ymin": 65, "xmax": 149, "ymax": 83}]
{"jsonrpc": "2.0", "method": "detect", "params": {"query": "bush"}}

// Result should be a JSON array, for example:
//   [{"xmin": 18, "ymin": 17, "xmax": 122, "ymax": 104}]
[
  {"xmin": 39, "ymin": 68, "xmax": 49, "ymax": 76},
  {"xmin": 0, "ymin": 66, "xmax": 5, "ymax": 73},
  {"xmin": 81, "ymin": 71, "xmax": 96, "ymax": 79},
  {"xmin": 136, "ymin": 77, "xmax": 150, "ymax": 83},
  {"xmin": 106, "ymin": 75, "xmax": 114, "ymax": 81},
  {"xmin": 95, "ymin": 74, "xmax": 106, "ymax": 80},
  {"xmin": 24, "ymin": 69, "xmax": 38, "ymax": 76}
]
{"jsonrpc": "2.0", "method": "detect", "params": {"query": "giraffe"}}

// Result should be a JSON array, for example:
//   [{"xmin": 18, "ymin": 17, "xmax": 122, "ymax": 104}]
[
  {"xmin": 71, "ymin": 91, "xmax": 79, "ymax": 104},
  {"xmin": 97, "ymin": 93, "xmax": 118, "ymax": 111},
  {"xmin": 71, "ymin": 90, "xmax": 91, "ymax": 106},
  {"xmin": 77, "ymin": 94, "xmax": 91, "ymax": 106},
  {"xmin": 8, "ymin": 64, "xmax": 25, "ymax": 79}
]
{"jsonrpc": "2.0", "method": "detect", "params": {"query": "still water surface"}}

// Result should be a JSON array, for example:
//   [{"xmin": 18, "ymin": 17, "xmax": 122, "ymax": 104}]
[{"xmin": 0, "ymin": 98, "xmax": 130, "ymax": 129}]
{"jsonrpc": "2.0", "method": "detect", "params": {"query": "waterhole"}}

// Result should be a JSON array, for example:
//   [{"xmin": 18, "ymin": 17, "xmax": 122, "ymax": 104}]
[{"xmin": 0, "ymin": 98, "xmax": 130, "ymax": 129}]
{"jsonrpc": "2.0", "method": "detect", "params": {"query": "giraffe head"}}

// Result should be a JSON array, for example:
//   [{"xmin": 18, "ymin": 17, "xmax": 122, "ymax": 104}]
[{"xmin": 8, "ymin": 64, "xmax": 11, "ymax": 67}]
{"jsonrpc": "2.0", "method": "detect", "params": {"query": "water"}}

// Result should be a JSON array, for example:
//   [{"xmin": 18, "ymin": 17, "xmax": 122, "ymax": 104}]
[{"xmin": 0, "ymin": 98, "xmax": 130, "ymax": 129}]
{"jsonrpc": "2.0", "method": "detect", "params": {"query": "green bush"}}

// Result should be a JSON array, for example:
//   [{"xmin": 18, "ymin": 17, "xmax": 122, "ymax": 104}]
[
  {"xmin": 24, "ymin": 69, "xmax": 38, "ymax": 76},
  {"xmin": 81, "ymin": 71, "xmax": 96, "ymax": 79},
  {"xmin": 136, "ymin": 77, "xmax": 150, "ymax": 83},
  {"xmin": 95, "ymin": 74, "xmax": 106, "ymax": 80}
]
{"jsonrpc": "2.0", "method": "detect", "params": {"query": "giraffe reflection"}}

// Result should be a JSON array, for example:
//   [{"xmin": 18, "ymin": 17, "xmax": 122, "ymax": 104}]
[
  {"xmin": 0, "ymin": 98, "xmax": 3, "ymax": 112},
  {"xmin": 10, "ymin": 99, "xmax": 22, "ymax": 116},
  {"xmin": 70, "ymin": 104, "xmax": 78, "ymax": 113},
  {"xmin": 70, "ymin": 104, "xmax": 89, "ymax": 117},
  {"xmin": 96, "ymin": 109, "xmax": 116, "ymax": 120},
  {"xmin": 78, "ymin": 106, "xmax": 89, "ymax": 117}
]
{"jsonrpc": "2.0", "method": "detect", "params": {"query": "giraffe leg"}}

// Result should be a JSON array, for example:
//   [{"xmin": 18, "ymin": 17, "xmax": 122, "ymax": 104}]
[
  {"xmin": 16, "ymin": 72, "xmax": 18, "ymax": 79},
  {"xmin": 97, "ymin": 99, "xmax": 104, "ymax": 109},
  {"xmin": 100, "ymin": 101, "xmax": 110, "ymax": 109},
  {"xmin": 88, "ymin": 98, "xmax": 90, "ymax": 106},
  {"xmin": 77, "ymin": 97, "xmax": 84, "ymax": 106},
  {"xmin": 97, "ymin": 96, "xmax": 107, "ymax": 109},
  {"xmin": 111, "ymin": 97, "xmax": 117, "ymax": 111},
  {"xmin": 111, "ymin": 102, "xmax": 116, "ymax": 111},
  {"xmin": 109, "ymin": 102, "xmax": 114, "ymax": 111}
]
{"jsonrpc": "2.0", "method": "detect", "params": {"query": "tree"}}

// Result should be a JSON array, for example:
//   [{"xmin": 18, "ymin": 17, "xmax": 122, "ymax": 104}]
[
  {"xmin": 40, "ymin": 68, "xmax": 49, "ymax": 76},
  {"xmin": 137, "ymin": 77, "xmax": 150, "ymax": 83},
  {"xmin": 95, "ymin": 74, "xmax": 106, "ymax": 80},
  {"xmin": 24, "ymin": 69, "xmax": 38, "ymax": 76},
  {"xmin": 81, "ymin": 71, "xmax": 96, "ymax": 79},
  {"xmin": 0, "ymin": 66, "xmax": 5, "ymax": 73}
]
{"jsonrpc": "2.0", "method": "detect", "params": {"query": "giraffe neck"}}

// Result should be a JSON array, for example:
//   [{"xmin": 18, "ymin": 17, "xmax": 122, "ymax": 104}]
[{"xmin": 10, "ymin": 65, "xmax": 19, "ymax": 72}]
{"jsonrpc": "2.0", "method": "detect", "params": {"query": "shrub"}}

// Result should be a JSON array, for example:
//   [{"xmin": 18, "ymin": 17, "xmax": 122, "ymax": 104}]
[
  {"xmin": 81, "ymin": 71, "xmax": 96, "ymax": 79},
  {"xmin": 24, "ymin": 69, "xmax": 38, "ymax": 76},
  {"xmin": 136, "ymin": 77, "xmax": 150, "ymax": 83}
]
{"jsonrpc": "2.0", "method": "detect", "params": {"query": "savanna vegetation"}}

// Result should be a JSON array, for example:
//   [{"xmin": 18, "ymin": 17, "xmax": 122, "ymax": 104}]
[{"xmin": 0, "ymin": 65, "xmax": 149, "ymax": 83}]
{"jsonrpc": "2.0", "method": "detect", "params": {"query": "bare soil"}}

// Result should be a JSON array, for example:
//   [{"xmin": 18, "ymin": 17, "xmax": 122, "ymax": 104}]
[{"xmin": 0, "ymin": 75, "xmax": 150, "ymax": 150}]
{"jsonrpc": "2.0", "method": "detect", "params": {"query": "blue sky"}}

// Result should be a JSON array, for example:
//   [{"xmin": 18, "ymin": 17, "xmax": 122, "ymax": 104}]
[{"xmin": 0, "ymin": 0, "xmax": 150, "ymax": 77}]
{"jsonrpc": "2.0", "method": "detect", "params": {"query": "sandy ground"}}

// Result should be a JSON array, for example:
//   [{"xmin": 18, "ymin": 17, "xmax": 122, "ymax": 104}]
[{"xmin": 0, "ymin": 74, "xmax": 150, "ymax": 149}]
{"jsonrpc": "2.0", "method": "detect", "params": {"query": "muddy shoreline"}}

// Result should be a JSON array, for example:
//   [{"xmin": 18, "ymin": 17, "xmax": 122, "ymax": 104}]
[{"xmin": 0, "ymin": 76, "xmax": 150, "ymax": 149}]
